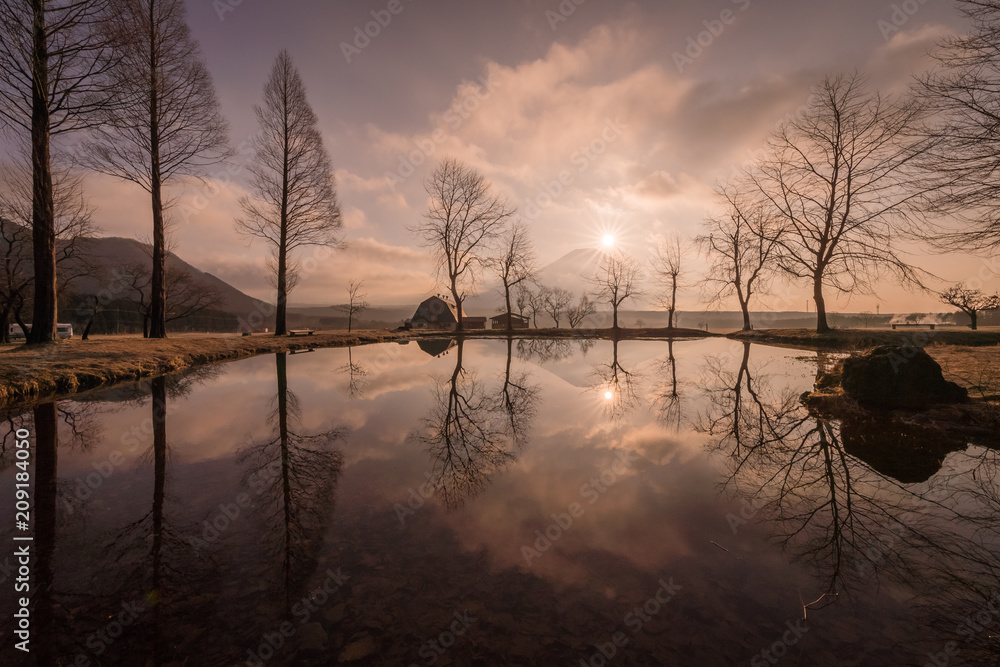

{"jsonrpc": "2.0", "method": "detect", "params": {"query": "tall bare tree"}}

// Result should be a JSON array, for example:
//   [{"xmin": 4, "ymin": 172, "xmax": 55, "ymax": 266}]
[
  {"xmin": 336, "ymin": 280, "xmax": 369, "ymax": 332},
  {"xmin": 0, "ymin": 0, "xmax": 117, "ymax": 343},
  {"xmin": 80, "ymin": 0, "xmax": 229, "ymax": 339},
  {"xmin": 698, "ymin": 182, "xmax": 781, "ymax": 331},
  {"xmin": 917, "ymin": 0, "xmax": 1000, "ymax": 251},
  {"xmin": 490, "ymin": 219, "xmax": 535, "ymax": 332},
  {"xmin": 589, "ymin": 249, "xmax": 642, "ymax": 332},
  {"xmin": 0, "ymin": 159, "xmax": 97, "ymax": 341},
  {"xmin": 237, "ymin": 50, "xmax": 342, "ymax": 336},
  {"xmin": 413, "ymin": 157, "xmax": 515, "ymax": 332},
  {"xmin": 749, "ymin": 73, "xmax": 932, "ymax": 333},
  {"xmin": 649, "ymin": 232, "xmax": 687, "ymax": 329},
  {"xmin": 939, "ymin": 285, "xmax": 1000, "ymax": 331}
]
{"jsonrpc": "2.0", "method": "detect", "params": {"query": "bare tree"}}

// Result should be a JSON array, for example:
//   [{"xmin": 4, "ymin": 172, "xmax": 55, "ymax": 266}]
[
  {"xmin": 0, "ymin": 159, "xmax": 97, "ymax": 341},
  {"xmin": 0, "ymin": 0, "xmax": 118, "ymax": 342},
  {"xmin": 237, "ymin": 50, "xmax": 343, "ymax": 336},
  {"xmin": 749, "ymin": 73, "xmax": 932, "ymax": 333},
  {"xmin": 649, "ymin": 232, "xmax": 687, "ymax": 329},
  {"xmin": 697, "ymin": 181, "xmax": 781, "ymax": 331},
  {"xmin": 120, "ymin": 259, "xmax": 221, "ymax": 337},
  {"xmin": 916, "ymin": 1, "xmax": 1000, "ymax": 251},
  {"xmin": 589, "ymin": 249, "xmax": 642, "ymax": 332},
  {"xmin": 567, "ymin": 294, "xmax": 597, "ymax": 329},
  {"xmin": 490, "ymin": 219, "xmax": 535, "ymax": 332},
  {"xmin": 336, "ymin": 280, "xmax": 369, "ymax": 332},
  {"xmin": 940, "ymin": 285, "xmax": 1000, "ymax": 331},
  {"xmin": 412, "ymin": 157, "xmax": 515, "ymax": 332},
  {"xmin": 521, "ymin": 285, "xmax": 546, "ymax": 328},
  {"xmin": 542, "ymin": 286, "xmax": 572, "ymax": 328},
  {"xmin": 81, "ymin": 0, "xmax": 230, "ymax": 339}
]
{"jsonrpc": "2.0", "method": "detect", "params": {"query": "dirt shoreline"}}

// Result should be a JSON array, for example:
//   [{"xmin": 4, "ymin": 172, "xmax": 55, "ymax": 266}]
[
  {"xmin": 728, "ymin": 327, "xmax": 1000, "ymax": 350},
  {"xmin": 0, "ymin": 327, "xmax": 717, "ymax": 409}
]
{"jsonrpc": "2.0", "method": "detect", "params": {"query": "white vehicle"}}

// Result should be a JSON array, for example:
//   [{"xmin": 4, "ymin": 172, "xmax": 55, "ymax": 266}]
[{"xmin": 8, "ymin": 323, "xmax": 73, "ymax": 339}]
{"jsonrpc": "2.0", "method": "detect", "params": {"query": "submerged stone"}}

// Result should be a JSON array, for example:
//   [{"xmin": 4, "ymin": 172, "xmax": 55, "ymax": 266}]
[{"xmin": 840, "ymin": 345, "xmax": 967, "ymax": 408}]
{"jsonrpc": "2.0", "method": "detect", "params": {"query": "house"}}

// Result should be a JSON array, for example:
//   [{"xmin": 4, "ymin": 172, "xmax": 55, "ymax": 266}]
[
  {"xmin": 462, "ymin": 316, "xmax": 487, "ymax": 330},
  {"xmin": 489, "ymin": 313, "xmax": 530, "ymax": 330},
  {"xmin": 405, "ymin": 295, "xmax": 465, "ymax": 330}
]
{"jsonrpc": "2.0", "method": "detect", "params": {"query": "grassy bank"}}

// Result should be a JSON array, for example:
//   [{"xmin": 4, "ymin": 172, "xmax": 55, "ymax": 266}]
[
  {"xmin": 729, "ymin": 328, "xmax": 1000, "ymax": 351},
  {"xmin": 0, "ymin": 331, "xmax": 409, "ymax": 408},
  {"xmin": 0, "ymin": 327, "xmax": 718, "ymax": 408}
]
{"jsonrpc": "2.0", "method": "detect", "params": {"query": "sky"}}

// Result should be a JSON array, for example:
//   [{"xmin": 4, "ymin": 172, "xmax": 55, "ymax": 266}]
[{"xmin": 19, "ymin": 0, "xmax": 1000, "ymax": 312}]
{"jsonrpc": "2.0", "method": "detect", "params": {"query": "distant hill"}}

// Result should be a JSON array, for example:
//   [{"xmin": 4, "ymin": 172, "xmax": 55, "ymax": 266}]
[{"xmin": 70, "ymin": 236, "xmax": 272, "ymax": 320}]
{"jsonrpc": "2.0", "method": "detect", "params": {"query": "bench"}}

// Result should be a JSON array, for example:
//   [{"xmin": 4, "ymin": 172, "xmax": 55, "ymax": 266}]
[
  {"xmin": 288, "ymin": 329, "xmax": 315, "ymax": 336},
  {"xmin": 891, "ymin": 323, "xmax": 935, "ymax": 330}
]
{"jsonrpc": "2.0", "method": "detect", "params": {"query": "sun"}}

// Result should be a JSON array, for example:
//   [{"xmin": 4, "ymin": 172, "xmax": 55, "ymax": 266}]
[
  {"xmin": 601, "ymin": 234, "xmax": 616, "ymax": 248},
  {"xmin": 604, "ymin": 390, "xmax": 614, "ymax": 400}
]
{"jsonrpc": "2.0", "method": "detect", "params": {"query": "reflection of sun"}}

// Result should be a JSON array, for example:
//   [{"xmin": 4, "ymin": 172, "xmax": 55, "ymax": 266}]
[
  {"xmin": 604, "ymin": 390, "xmax": 614, "ymax": 400},
  {"xmin": 602, "ymin": 234, "xmax": 616, "ymax": 248}
]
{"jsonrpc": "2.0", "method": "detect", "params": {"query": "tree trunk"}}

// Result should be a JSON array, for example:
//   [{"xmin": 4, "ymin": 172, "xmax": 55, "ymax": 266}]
[
  {"xmin": 0, "ymin": 303, "xmax": 10, "ymax": 343},
  {"xmin": 275, "ymin": 85, "xmax": 290, "ymax": 336},
  {"xmin": 27, "ymin": 0, "xmax": 57, "ymax": 344},
  {"xmin": 813, "ymin": 277, "xmax": 830, "ymax": 333},
  {"xmin": 612, "ymin": 304, "xmax": 619, "ymax": 332},
  {"xmin": 970, "ymin": 310, "xmax": 978, "ymax": 331},
  {"xmin": 738, "ymin": 292, "xmax": 752, "ymax": 331},
  {"xmin": 451, "ymin": 284, "xmax": 463, "ymax": 333},
  {"xmin": 669, "ymin": 276, "xmax": 678, "ymax": 328},
  {"xmin": 347, "ymin": 307, "xmax": 353, "ymax": 333},
  {"xmin": 504, "ymin": 282, "xmax": 513, "ymax": 333},
  {"xmin": 148, "ymin": 0, "xmax": 167, "ymax": 339}
]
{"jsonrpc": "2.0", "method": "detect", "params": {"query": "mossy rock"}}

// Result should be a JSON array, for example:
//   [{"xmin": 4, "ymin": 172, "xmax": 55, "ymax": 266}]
[{"xmin": 840, "ymin": 345, "xmax": 967, "ymax": 409}]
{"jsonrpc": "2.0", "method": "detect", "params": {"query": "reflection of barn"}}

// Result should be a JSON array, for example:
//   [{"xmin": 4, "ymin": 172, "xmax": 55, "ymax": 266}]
[
  {"xmin": 417, "ymin": 339, "xmax": 458, "ymax": 358},
  {"xmin": 490, "ymin": 313, "xmax": 529, "ymax": 330},
  {"xmin": 405, "ymin": 295, "xmax": 486, "ymax": 331}
]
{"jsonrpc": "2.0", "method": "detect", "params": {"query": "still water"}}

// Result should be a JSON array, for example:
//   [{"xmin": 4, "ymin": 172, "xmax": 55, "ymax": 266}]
[{"xmin": 1, "ymin": 338, "xmax": 999, "ymax": 666}]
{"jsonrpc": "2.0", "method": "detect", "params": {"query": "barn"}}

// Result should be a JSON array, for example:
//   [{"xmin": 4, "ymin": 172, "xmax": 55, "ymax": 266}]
[{"xmin": 406, "ymin": 295, "xmax": 464, "ymax": 330}]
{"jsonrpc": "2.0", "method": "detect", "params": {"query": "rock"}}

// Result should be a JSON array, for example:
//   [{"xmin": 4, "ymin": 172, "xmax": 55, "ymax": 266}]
[
  {"xmin": 840, "ymin": 345, "xmax": 967, "ymax": 408},
  {"xmin": 338, "ymin": 635, "xmax": 377, "ymax": 662}
]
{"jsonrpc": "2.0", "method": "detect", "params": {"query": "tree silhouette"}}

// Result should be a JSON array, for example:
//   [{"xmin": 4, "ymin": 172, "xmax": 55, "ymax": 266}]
[
  {"xmin": 81, "ymin": 0, "xmax": 230, "ymax": 339},
  {"xmin": 237, "ymin": 50, "xmax": 343, "ymax": 336}
]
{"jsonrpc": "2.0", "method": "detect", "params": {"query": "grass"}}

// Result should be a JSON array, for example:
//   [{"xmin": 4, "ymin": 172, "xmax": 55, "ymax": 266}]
[
  {"xmin": 0, "ymin": 330, "xmax": 409, "ymax": 408},
  {"xmin": 728, "ymin": 327, "xmax": 1000, "ymax": 350}
]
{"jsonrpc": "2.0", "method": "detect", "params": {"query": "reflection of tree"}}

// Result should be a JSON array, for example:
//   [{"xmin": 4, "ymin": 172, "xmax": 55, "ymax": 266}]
[
  {"xmin": 516, "ymin": 338, "xmax": 593, "ymax": 364},
  {"xmin": 338, "ymin": 347, "xmax": 370, "ymax": 398},
  {"xmin": 652, "ymin": 340, "xmax": 688, "ymax": 431},
  {"xmin": 414, "ymin": 339, "xmax": 538, "ymax": 508},
  {"xmin": 239, "ymin": 352, "xmax": 345, "ymax": 609},
  {"xmin": 697, "ymin": 345, "xmax": 1000, "ymax": 661},
  {"xmin": 590, "ymin": 339, "xmax": 642, "ymax": 421}
]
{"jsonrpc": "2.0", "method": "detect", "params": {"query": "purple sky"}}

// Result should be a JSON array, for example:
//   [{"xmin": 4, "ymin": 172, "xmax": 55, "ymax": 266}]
[{"xmin": 37, "ymin": 0, "xmax": 1000, "ymax": 310}]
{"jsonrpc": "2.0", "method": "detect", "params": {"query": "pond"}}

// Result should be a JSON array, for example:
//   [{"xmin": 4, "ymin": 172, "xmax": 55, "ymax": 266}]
[{"xmin": 1, "ymin": 338, "xmax": 999, "ymax": 666}]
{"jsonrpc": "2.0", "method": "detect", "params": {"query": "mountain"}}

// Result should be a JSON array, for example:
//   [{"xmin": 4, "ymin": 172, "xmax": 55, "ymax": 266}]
[
  {"xmin": 69, "ymin": 236, "xmax": 272, "ymax": 318},
  {"xmin": 534, "ymin": 247, "xmax": 607, "ymax": 292}
]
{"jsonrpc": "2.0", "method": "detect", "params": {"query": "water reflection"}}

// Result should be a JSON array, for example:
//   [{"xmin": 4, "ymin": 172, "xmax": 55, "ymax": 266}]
[
  {"xmin": 696, "ymin": 346, "xmax": 1000, "ymax": 663},
  {"xmin": 590, "ymin": 339, "xmax": 642, "ymax": 421},
  {"xmin": 412, "ymin": 338, "xmax": 539, "ymax": 508},
  {"xmin": 238, "ymin": 352, "xmax": 346, "ymax": 610}
]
